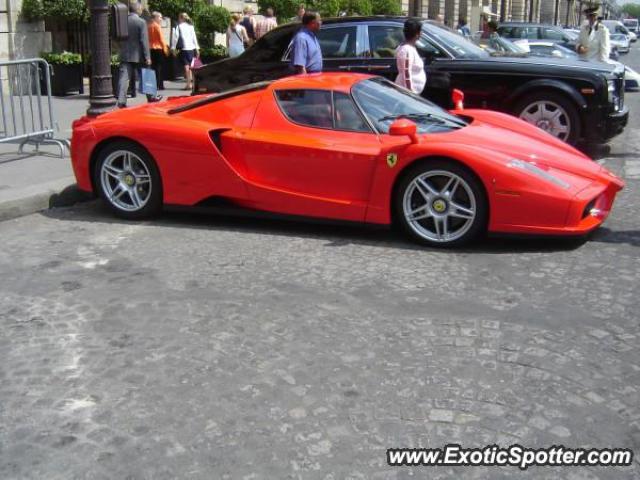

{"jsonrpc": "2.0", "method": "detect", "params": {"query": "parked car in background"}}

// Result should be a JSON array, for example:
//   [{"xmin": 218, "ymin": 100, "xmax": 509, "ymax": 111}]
[
  {"xmin": 563, "ymin": 28, "xmax": 580, "ymax": 41},
  {"xmin": 522, "ymin": 40, "xmax": 638, "ymax": 92},
  {"xmin": 497, "ymin": 22, "xmax": 577, "ymax": 50},
  {"xmin": 602, "ymin": 20, "xmax": 637, "ymax": 42},
  {"xmin": 194, "ymin": 17, "xmax": 627, "ymax": 147},
  {"xmin": 622, "ymin": 18, "xmax": 638, "ymax": 34},
  {"xmin": 610, "ymin": 33, "xmax": 631, "ymax": 54}
]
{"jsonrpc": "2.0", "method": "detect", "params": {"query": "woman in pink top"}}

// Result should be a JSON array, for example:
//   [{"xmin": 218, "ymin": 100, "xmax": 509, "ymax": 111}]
[{"xmin": 395, "ymin": 19, "xmax": 426, "ymax": 94}]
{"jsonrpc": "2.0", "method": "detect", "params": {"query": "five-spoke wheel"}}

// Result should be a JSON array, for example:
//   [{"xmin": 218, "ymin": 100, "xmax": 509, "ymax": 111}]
[
  {"xmin": 514, "ymin": 91, "xmax": 581, "ymax": 145},
  {"xmin": 94, "ymin": 141, "xmax": 162, "ymax": 219},
  {"xmin": 395, "ymin": 161, "xmax": 487, "ymax": 247}
]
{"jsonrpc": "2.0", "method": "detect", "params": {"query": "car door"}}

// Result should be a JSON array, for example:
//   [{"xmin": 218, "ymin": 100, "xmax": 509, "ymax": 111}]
[
  {"xmin": 361, "ymin": 23, "xmax": 404, "ymax": 81},
  {"xmin": 239, "ymin": 88, "xmax": 380, "ymax": 221},
  {"xmin": 282, "ymin": 24, "xmax": 365, "ymax": 73}
]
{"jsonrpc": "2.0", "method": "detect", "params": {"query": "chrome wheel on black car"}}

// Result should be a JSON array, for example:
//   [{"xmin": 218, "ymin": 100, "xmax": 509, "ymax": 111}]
[
  {"xmin": 514, "ymin": 91, "xmax": 581, "ymax": 145},
  {"xmin": 395, "ymin": 161, "xmax": 488, "ymax": 247}
]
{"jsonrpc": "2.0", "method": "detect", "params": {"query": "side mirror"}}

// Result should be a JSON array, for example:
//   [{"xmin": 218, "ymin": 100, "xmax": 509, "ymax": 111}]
[
  {"xmin": 451, "ymin": 89, "xmax": 464, "ymax": 110},
  {"xmin": 389, "ymin": 118, "xmax": 418, "ymax": 143}
]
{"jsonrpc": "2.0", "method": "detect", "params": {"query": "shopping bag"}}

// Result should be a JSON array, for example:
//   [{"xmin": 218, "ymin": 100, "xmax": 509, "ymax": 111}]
[
  {"xmin": 190, "ymin": 57, "xmax": 203, "ymax": 69},
  {"xmin": 139, "ymin": 68, "xmax": 157, "ymax": 96}
]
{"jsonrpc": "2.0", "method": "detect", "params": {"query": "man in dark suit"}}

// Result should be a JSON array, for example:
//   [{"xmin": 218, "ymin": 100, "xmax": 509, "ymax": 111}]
[{"xmin": 117, "ymin": 1, "xmax": 161, "ymax": 107}]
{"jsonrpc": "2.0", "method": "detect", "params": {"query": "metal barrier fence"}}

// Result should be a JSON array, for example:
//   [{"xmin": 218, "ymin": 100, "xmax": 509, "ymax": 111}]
[{"xmin": 0, "ymin": 58, "xmax": 69, "ymax": 158}]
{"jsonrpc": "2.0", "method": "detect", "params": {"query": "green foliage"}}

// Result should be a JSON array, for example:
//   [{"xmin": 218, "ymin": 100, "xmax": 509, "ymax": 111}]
[
  {"xmin": 42, "ymin": 0, "xmax": 89, "ymax": 22},
  {"xmin": 312, "ymin": 0, "xmax": 340, "ymax": 17},
  {"xmin": 257, "ymin": 0, "xmax": 299, "ymax": 22},
  {"xmin": 21, "ymin": 0, "xmax": 45, "ymax": 21},
  {"xmin": 42, "ymin": 51, "xmax": 83, "ymax": 65},
  {"xmin": 200, "ymin": 45, "xmax": 228, "ymax": 60},
  {"xmin": 195, "ymin": 3, "xmax": 231, "ymax": 47},
  {"xmin": 622, "ymin": 4, "xmax": 640, "ymax": 19},
  {"xmin": 371, "ymin": 0, "xmax": 400, "ymax": 15},
  {"xmin": 111, "ymin": 54, "xmax": 120, "ymax": 66},
  {"xmin": 338, "ymin": 0, "xmax": 372, "ymax": 16},
  {"xmin": 148, "ymin": 0, "xmax": 206, "ymax": 23}
]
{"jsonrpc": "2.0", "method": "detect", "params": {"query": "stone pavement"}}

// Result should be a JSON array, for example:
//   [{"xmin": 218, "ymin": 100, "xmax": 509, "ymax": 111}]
[{"xmin": 0, "ymin": 81, "xmax": 190, "ymax": 221}]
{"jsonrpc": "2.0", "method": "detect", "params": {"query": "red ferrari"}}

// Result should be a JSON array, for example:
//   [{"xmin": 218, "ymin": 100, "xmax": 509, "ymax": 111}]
[{"xmin": 71, "ymin": 73, "xmax": 623, "ymax": 247}]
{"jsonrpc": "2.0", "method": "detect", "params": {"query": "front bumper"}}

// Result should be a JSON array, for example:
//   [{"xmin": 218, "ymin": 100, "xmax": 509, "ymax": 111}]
[{"xmin": 586, "ymin": 105, "xmax": 629, "ymax": 143}]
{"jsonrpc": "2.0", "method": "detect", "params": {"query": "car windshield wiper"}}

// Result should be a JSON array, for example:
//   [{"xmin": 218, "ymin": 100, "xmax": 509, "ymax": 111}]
[{"xmin": 377, "ymin": 113, "xmax": 465, "ymax": 127}]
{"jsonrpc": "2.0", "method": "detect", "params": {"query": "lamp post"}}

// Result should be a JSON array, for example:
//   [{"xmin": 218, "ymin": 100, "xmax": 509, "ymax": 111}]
[{"xmin": 87, "ymin": 0, "xmax": 116, "ymax": 117}]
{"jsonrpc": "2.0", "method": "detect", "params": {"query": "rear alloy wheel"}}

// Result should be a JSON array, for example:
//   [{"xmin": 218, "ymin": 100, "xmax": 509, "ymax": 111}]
[
  {"xmin": 395, "ymin": 161, "xmax": 487, "ymax": 248},
  {"xmin": 515, "ymin": 91, "xmax": 581, "ymax": 145},
  {"xmin": 95, "ymin": 141, "xmax": 162, "ymax": 219}
]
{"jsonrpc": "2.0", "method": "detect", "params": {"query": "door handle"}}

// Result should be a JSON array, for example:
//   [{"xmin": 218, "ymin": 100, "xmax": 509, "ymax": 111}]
[{"xmin": 365, "ymin": 65, "xmax": 391, "ymax": 70}]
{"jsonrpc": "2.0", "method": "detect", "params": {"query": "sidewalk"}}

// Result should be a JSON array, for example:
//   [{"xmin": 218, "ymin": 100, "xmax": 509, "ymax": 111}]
[{"xmin": 0, "ymin": 80, "xmax": 190, "ymax": 222}]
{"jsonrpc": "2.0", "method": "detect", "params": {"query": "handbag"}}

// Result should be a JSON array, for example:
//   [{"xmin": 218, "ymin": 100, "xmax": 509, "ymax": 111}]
[
  {"xmin": 175, "ymin": 25, "xmax": 184, "ymax": 50},
  {"xmin": 190, "ymin": 57, "xmax": 203, "ymax": 69},
  {"xmin": 139, "ymin": 68, "xmax": 158, "ymax": 96}
]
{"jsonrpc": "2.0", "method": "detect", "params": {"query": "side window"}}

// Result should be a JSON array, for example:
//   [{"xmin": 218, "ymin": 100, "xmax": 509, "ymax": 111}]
[
  {"xmin": 317, "ymin": 26, "xmax": 358, "ymax": 58},
  {"xmin": 416, "ymin": 36, "xmax": 444, "ymax": 59},
  {"xmin": 543, "ymin": 28, "xmax": 565, "ymax": 41},
  {"xmin": 368, "ymin": 25, "xmax": 404, "ymax": 58},
  {"xmin": 275, "ymin": 90, "xmax": 333, "ymax": 129},
  {"xmin": 526, "ymin": 27, "xmax": 540, "ymax": 39},
  {"xmin": 333, "ymin": 92, "xmax": 370, "ymax": 132}
]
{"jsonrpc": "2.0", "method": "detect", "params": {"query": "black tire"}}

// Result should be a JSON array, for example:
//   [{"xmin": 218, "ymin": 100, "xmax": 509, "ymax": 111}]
[
  {"xmin": 513, "ymin": 90, "xmax": 581, "ymax": 146},
  {"xmin": 93, "ymin": 140, "xmax": 163, "ymax": 219},
  {"xmin": 394, "ymin": 160, "xmax": 488, "ymax": 248}
]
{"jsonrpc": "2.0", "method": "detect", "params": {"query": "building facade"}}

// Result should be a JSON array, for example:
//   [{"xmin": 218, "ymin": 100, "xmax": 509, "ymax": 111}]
[{"xmin": 408, "ymin": 0, "xmax": 586, "ymax": 28}]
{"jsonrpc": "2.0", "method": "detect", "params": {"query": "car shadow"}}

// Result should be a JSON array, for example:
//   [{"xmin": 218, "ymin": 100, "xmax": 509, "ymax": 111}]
[
  {"xmin": 590, "ymin": 227, "xmax": 640, "ymax": 247},
  {"xmin": 41, "ymin": 200, "xmax": 590, "ymax": 255}
]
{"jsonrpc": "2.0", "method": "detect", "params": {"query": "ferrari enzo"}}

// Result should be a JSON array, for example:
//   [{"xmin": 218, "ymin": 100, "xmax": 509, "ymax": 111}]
[{"xmin": 70, "ymin": 73, "xmax": 624, "ymax": 247}]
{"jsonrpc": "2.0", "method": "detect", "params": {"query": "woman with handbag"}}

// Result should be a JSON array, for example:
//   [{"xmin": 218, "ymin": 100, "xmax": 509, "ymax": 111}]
[
  {"xmin": 226, "ymin": 14, "xmax": 249, "ymax": 58},
  {"xmin": 171, "ymin": 12, "xmax": 200, "ymax": 91}
]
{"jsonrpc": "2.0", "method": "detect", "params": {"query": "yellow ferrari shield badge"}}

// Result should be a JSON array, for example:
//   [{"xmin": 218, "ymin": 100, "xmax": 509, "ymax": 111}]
[{"xmin": 386, "ymin": 153, "xmax": 398, "ymax": 168}]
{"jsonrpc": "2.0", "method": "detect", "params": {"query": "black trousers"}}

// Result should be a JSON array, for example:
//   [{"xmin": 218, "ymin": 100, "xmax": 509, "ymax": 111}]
[{"xmin": 150, "ymin": 49, "xmax": 165, "ymax": 90}]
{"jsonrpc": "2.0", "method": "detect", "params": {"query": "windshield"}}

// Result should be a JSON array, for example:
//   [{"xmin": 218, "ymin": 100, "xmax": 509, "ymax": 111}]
[
  {"xmin": 422, "ymin": 23, "xmax": 489, "ymax": 59},
  {"xmin": 352, "ymin": 78, "xmax": 467, "ymax": 134}
]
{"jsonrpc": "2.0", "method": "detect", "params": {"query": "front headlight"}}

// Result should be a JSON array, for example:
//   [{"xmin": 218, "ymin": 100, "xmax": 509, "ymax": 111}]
[
  {"xmin": 507, "ymin": 159, "xmax": 570, "ymax": 189},
  {"xmin": 608, "ymin": 79, "xmax": 620, "ymax": 111}
]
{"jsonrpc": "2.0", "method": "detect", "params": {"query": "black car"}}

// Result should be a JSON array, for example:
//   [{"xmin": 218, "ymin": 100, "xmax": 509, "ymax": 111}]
[
  {"xmin": 194, "ymin": 17, "xmax": 628, "ymax": 146},
  {"xmin": 497, "ymin": 22, "xmax": 576, "ymax": 50}
]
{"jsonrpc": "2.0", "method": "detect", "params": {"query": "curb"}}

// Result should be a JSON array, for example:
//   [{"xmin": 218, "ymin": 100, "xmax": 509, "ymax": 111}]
[{"xmin": 0, "ymin": 183, "xmax": 93, "ymax": 222}]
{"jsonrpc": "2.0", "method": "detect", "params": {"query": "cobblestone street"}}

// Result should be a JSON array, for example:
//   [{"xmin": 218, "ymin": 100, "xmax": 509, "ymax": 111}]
[{"xmin": 1, "ymin": 59, "xmax": 640, "ymax": 480}]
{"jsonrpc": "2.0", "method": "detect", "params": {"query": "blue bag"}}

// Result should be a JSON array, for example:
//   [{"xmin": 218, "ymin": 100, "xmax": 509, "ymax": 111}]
[{"xmin": 139, "ymin": 68, "xmax": 157, "ymax": 96}]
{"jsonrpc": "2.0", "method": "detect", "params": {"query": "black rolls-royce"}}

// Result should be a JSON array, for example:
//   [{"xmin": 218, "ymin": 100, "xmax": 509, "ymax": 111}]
[{"xmin": 193, "ymin": 17, "xmax": 628, "ymax": 147}]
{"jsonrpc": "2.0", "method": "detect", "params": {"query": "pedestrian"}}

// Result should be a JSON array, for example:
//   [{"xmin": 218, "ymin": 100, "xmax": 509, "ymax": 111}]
[
  {"xmin": 227, "ymin": 14, "xmax": 249, "ymax": 58},
  {"xmin": 171, "ymin": 12, "xmax": 200, "ymax": 91},
  {"xmin": 577, "ymin": 4, "xmax": 610, "ymax": 63},
  {"xmin": 290, "ymin": 11, "xmax": 323, "ymax": 74},
  {"xmin": 457, "ymin": 17, "xmax": 471, "ymax": 37},
  {"xmin": 148, "ymin": 11, "xmax": 169, "ymax": 91},
  {"xmin": 395, "ymin": 18, "xmax": 426, "ymax": 94},
  {"xmin": 240, "ymin": 7, "xmax": 257, "ymax": 46},
  {"xmin": 117, "ymin": 1, "xmax": 162, "ymax": 108},
  {"xmin": 486, "ymin": 20, "xmax": 501, "ymax": 50},
  {"xmin": 290, "ymin": 4, "xmax": 305, "ymax": 23},
  {"xmin": 256, "ymin": 7, "xmax": 278, "ymax": 39}
]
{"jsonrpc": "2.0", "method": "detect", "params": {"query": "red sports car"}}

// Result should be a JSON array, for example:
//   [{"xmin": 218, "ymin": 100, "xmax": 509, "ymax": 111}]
[{"xmin": 71, "ymin": 73, "xmax": 623, "ymax": 247}]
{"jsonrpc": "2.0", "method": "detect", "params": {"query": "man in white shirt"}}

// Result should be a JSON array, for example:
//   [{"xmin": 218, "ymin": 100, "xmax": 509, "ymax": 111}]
[{"xmin": 577, "ymin": 4, "xmax": 610, "ymax": 63}]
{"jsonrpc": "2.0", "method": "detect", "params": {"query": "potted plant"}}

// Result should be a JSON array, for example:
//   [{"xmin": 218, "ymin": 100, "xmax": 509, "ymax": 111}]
[
  {"xmin": 199, "ymin": 45, "xmax": 228, "ymax": 65},
  {"xmin": 41, "ymin": 51, "xmax": 83, "ymax": 96}
]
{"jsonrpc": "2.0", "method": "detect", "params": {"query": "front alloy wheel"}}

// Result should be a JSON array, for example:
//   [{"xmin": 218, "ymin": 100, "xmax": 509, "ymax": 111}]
[
  {"xmin": 95, "ymin": 141, "xmax": 162, "ymax": 219},
  {"xmin": 395, "ymin": 161, "xmax": 487, "ymax": 247}
]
